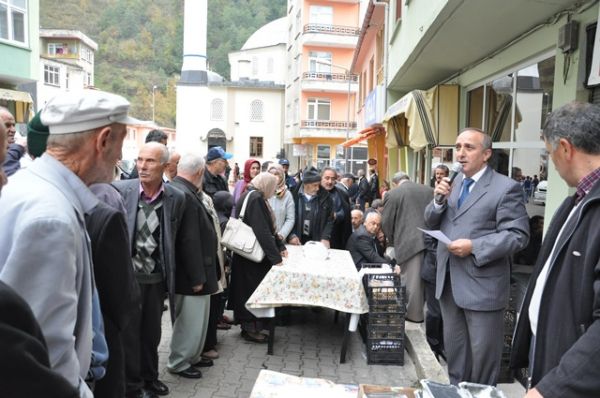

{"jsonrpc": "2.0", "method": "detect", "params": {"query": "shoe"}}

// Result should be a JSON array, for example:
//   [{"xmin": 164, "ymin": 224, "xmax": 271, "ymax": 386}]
[
  {"xmin": 127, "ymin": 390, "xmax": 158, "ymax": 398},
  {"xmin": 202, "ymin": 349, "xmax": 219, "ymax": 359},
  {"xmin": 217, "ymin": 321, "xmax": 231, "ymax": 330},
  {"xmin": 144, "ymin": 380, "xmax": 169, "ymax": 396},
  {"xmin": 173, "ymin": 367, "xmax": 202, "ymax": 379},
  {"xmin": 241, "ymin": 330, "xmax": 268, "ymax": 344},
  {"xmin": 192, "ymin": 357, "xmax": 214, "ymax": 367}
]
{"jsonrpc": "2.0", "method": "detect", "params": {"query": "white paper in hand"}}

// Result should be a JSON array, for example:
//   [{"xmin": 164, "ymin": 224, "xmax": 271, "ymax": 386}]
[{"xmin": 418, "ymin": 228, "xmax": 452, "ymax": 245}]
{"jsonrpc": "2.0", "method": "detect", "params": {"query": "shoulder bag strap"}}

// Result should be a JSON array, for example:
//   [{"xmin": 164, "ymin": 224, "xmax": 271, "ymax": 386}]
[{"xmin": 239, "ymin": 190, "xmax": 254, "ymax": 221}]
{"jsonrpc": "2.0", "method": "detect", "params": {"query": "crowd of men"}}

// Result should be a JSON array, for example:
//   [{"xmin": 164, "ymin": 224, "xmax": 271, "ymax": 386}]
[{"xmin": 0, "ymin": 89, "xmax": 599, "ymax": 398}]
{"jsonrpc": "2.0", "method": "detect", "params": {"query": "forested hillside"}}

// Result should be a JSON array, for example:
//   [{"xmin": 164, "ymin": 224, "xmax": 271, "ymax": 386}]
[{"xmin": 40, "ymin": 0, "xmax": 286, "ymax": 127}]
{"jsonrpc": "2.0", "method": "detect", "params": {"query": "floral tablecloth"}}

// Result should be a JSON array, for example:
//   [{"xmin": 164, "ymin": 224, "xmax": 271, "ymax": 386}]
[{"xmin": 246, "ymin": 245, "xmax": 369, "ymax": 316}]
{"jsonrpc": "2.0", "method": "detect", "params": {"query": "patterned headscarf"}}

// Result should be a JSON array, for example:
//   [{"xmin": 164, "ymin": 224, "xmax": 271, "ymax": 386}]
[{"xmin": 267, "ymin": 163, "xmax": 287, "ymax": 198}]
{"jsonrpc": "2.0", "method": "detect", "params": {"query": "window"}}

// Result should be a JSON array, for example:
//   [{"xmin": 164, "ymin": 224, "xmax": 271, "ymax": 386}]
[
  {"xmin": 250, "ymin": 100, "xmax": 264, "ymax": 121},
  {"xmin": 267, "ymin": 57, "xmax": 274, "ymax": 74},
  {"xmin": 249, "ymin": 137, "xmax": 263, "ymax": 157},
  {"xmin": 308, "ymin": 51, "xmax": 332, "ymax": 73},
  {"xmin": 463, "ymin": 55, "xmax": 554, "ymax": 195},
  {"xmin": 44, "ymin": 64, "xmax": 60, "ymax": 86},
  {"xmin": 307, "ymin": 98, "xmax": 330, "ymax": 120},
  {"xmin": 48, "ymin": 42, "xmax": 73, "ymax": 55},
  {"xmin": 82, "ymin": 47, "xmax": 93, "ymax": 63},
  {"xmin": 211, "ymin": 98, "xmax": 224, "ymax": 120},
  {"xmin": 0, "ymin": 0, "xmax": 27, "ymax": 44},
  {"xmin": 316, "ymin": 144, "xmax": 331, "ymax": 169},
  {"xmin": 309, "ymin": 5, "xmax": 332, "ymax": 25}
]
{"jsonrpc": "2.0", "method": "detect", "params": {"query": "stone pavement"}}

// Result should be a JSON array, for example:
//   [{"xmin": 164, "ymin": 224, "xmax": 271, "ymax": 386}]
[{"xmin": 157, "ymin": 308, "xmax": 418, "ymax": 397}]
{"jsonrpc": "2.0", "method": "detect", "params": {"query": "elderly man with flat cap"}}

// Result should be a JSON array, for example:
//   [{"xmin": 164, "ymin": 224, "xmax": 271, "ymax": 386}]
[{"xmin": 0, "ymin": 90, "xmax": 135, "ymax": 397}]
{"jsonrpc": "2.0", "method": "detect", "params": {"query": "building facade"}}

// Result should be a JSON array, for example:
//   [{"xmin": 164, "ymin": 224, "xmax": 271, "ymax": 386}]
[
  {"xmin": 36, "ymin": 29, "xmax": 98, "ymax": 109},
  {"xmin": 380, "ymin": 0, "xmax": 598, "ymax": 222},
  {"xmin": 0, "ymin": 0, "xmax": 39, "ymax": 129},
  {"xmin": 284, "ymin": 0, "xmax": 361, "ymax": 173}
]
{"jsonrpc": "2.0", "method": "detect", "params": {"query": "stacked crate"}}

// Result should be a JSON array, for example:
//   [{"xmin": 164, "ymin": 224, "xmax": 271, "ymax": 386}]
[{"xmin": 363, "ymin": 273, "xmax": 406, "ymax": 365}]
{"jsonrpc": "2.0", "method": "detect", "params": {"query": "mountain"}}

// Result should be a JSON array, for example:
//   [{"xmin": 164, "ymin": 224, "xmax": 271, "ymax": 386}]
[{"xmin": 40, "ymin": 0, "xmax": 286, "ymax": 127}]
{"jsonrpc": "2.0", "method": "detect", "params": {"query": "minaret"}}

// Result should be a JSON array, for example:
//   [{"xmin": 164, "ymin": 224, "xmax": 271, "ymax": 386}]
[
  {"xmin": 180, "ymin": 0, "xmax": 208, "ymax": 85},
  {"xmin": 176, "ymin": 0, "xmax": 209, "ymax": 151}
]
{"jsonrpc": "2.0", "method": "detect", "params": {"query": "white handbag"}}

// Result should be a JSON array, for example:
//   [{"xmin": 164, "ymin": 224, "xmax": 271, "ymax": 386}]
[{"xmin": 220, "ymin": 191, "xmax": 265, "ymax": 262}]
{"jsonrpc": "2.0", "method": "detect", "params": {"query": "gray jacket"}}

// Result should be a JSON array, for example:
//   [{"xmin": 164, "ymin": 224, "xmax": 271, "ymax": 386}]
[
  {"xmin": 268, "ymin": 190, "xmax": 295, "ymax": 241},
  {"xmin": 0, "ymin": 154, "xmax": 96, "ymax": 397}
]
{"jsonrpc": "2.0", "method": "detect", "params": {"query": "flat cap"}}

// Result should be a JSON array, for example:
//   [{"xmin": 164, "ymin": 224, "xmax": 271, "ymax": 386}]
[{"xmin": 41, "ymin": 90, "xmax": 141, "ymax": 134}]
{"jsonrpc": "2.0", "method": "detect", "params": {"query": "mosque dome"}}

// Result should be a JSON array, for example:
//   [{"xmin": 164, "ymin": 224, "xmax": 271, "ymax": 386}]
[{"xmin": 241, "ymin": 17, "xmax": 287, "ymax": 50}]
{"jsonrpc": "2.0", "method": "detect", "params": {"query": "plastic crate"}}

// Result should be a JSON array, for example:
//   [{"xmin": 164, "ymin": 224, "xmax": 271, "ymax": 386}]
[
  {"xmin": 367, "ymin": 323, "xmax": 405, "ymax": 339},
  {"xmin": 366, "ymin": 338, "xmax": 404, "ymax": 365},
  {"xmin": 369, "ymin": 302, "xmax": 405, "ymax": 314},
  {"xmin": 368, "ymin": 312, "xmax": 405, "ymax": 326}
]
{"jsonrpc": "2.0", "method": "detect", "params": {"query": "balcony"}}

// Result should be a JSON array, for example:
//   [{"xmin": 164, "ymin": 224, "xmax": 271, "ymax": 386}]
[
  {"xmin": 302, "ymin": 24, "xmax": 359, "ymax": 49},
  {"xmin": 301, "ymin": 71, "xmax": 359, "ymax": 94},
  {"xmin": 298, "ymin": 119, "xmax": 357, "ymax": 139}
]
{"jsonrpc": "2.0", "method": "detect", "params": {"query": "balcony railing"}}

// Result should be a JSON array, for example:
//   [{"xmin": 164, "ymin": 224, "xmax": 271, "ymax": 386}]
[
  {"xmin": 303, "ymin": 24, "xmax": 360, "ymax": 36},
  {"xmin": 301, "ymin": 120, "xmax": 357, "ymax": 129},
  {"xmin": 302, "ymin": 72, "xmax": 358, "ymax": 82}
]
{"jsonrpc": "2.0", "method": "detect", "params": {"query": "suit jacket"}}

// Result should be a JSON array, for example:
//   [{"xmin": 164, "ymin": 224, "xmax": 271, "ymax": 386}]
[
  {"xmin": 112, "ymin": 179, "xmax": 187, "ymax": 322},
  {"xmin": 511, "ymin": 182, "xmax": 600, "ymax": 397},
  {"xmin": 382, "ymin": 181, "xmax": 434, "ymax": 264},
  {"xmin": 170, "ymin": 176, "xmax": 219, "ymax": 296},
  {"xmin": 0, "ymin": 154, "xmax": 95, "ymax": 395},
  {"xmin": 424, "ymin": 166, "xmax": 529, "ymax": 311},
  {"xmin": 289, "ymin": 185, "xmax": 334, "ymax": 242},
  {"xmin": 346, "ymin": 225, "xmax": 388, "ymax": 269},
  {"xmin": 357, "ymin": 176, "xmax": 371, "ymax": 203},
  {"xmin": 328, "ymin": 186, "xmax": 352, "ymax": 250},
  {"xmin": 0, "ymin": 281, "xmax": 78, "ymax": 398},
  {"xmin": 85, "ymin": 202, "xmax": 138, "ymax": 398}
]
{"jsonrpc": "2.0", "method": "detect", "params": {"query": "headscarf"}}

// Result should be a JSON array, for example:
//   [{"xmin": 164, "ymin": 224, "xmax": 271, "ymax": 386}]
[
  {"xmin": 249, "ymin": 172, "xmax": 278, "ymax": 200},
  {"xmin": 242, "ymin": 159, "xmax": 260, "ymax": 188},
  {"xmin": 267, "ymin": 163, "xmax": 287, "ymax": 198}
]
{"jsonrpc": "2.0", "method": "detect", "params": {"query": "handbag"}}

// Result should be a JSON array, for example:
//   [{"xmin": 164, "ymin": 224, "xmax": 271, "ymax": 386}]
[{"xmin": 220, "ymin": 191, "xmax": 265, "ymax": 262}]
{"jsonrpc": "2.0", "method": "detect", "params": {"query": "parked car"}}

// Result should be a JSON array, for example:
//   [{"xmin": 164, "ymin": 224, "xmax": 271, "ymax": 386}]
[{"xmin": 533, "ymin": 180, "xmax": 547, "ymax": 205}]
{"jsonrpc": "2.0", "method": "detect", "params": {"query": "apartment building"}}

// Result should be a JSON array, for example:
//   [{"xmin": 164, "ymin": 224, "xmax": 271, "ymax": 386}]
[{"xmin": 284, "ymin": 0, "xmax": 361, "ymax": 172}]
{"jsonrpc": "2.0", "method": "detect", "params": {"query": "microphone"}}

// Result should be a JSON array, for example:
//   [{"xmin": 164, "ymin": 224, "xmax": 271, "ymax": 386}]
[{"xmin": 434, "ymin": 162, "xmax": 463, "ymax": 204}]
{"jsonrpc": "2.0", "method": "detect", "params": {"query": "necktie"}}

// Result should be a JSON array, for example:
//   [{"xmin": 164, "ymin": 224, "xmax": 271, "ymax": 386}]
[{"xmin": 457, "ymin": 178, "xmax": 474, "ymax": 209}]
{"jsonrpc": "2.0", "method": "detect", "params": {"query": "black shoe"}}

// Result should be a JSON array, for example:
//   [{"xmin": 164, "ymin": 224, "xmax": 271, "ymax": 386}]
[
  {"xmin": 127, "ymin": 389, "xmax": 158, "ymax": 398},
  {"xmin": 144, "ymin": 380, "xmax": 170, "ymax": 396},
  {"xmin": 174, "ymin": 367, "xmax": 203, "ymax": 379},
  {"xmin": 192, "ymin": 357, "xmax": 214, "ymax": 368}
]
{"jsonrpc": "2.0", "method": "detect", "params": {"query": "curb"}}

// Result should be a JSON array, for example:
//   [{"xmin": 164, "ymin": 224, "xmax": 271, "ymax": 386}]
[{"xmin": 404, "ymin": 322, "xmax": 449, "ymax": 383}]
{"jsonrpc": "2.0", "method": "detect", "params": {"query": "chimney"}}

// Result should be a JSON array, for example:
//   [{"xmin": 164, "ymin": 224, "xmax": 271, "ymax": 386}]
[{"xmin": 181, "ymin": 0, "xmax": 208, "ymax": 85}]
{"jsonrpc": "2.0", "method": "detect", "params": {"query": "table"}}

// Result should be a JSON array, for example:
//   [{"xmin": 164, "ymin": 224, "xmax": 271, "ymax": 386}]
[{"xmin": 246, "ymin": 245, "xmax": 369, "ymax": 363}]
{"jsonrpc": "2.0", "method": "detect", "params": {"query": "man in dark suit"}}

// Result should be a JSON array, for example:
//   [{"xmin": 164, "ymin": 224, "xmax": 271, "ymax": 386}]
[
  {"xmin": 511, "ymin": 102, "xmax": 600, "ymax": 398},
  {"xmin": 113, "ymin": 142, "xmax": 189, "ymax": 398},
  {"xmin": 356, "ymin": 169, "xmax": 371, "ymax": 210},
  {"xmin": 424, "ymin": 128, "xmax": 529, "ymax": 385},
  {"xmin": 383, "ymin": 174, "xmax": 433, "ymax": 323},
  {"xmin": 346, "ymin": 211, "xmax": 391, "ymax": 270},
  {"xmin": 87, "ymin": 184, "xmax": 139, "ymax": 398},
  {"xmin": 167, "ymin": 152, "xmax": 219, "ymax": 379},
  {"xmin": 202, "ymin": 146, "xmax": 232, "ymax": 198},
  {"xmin": 321, "ymin": 167, "xmax": 352, "ymax": 249}
]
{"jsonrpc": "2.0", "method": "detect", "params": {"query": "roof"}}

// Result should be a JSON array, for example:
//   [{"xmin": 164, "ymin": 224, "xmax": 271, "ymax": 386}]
[
  {"xmin": 241, "ymin": 17, "xmax": 287, "ymax": 51},
  {"xmin": 40, "ymin": 28, "xmax": 98, "ymax": 51}
]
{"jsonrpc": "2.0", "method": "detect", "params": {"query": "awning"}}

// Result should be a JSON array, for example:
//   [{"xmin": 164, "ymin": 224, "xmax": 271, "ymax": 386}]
[
  {"xmin": 382, "ymin": 89, "xmax": 436, "ymax": 150},
  {"xmin": 0, "ymin": 88, "xmax": 34, "ymax": 123},
  {"xmin": 341, "ymin": 124, "xmax": 385, "ymax": 147}
]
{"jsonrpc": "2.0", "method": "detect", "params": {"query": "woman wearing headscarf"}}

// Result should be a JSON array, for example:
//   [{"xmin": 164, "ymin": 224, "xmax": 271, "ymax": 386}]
[
  {"xmin": 267, "ymin": 163, "xmax": 295, "ymax": 242},
  {"xmin": 231, "ymin": 159, "xmax": 261, "ymax": 216},
  {"xmin": 227, "ymin": 172, "xmax": 287, "ymax": 343}
]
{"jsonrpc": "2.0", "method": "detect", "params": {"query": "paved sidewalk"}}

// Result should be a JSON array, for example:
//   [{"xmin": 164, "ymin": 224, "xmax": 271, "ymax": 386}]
[{"xmin": 157, "ymin": 308, "xmax": 418, "ymax": 397}]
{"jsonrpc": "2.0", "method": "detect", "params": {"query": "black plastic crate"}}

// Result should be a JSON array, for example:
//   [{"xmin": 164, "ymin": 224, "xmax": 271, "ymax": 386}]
[
  {"xmin": 367, "ymin": 323, "xmax": 405, "ymax": 339},
  {"xmin": 368, "ymin": 312, "xmax": 405, "ymax": 326},
  {"xmin": 366, "ymin": 338, "xmax": 404, "ymax": 365},
  {"xmin": 369, "ymin": 302, "xmax": 405, "ymax": 314}
]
